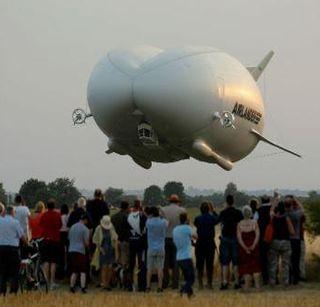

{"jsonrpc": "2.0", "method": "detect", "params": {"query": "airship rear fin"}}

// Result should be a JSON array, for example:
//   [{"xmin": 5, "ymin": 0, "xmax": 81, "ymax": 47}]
[
  {"xmin": 247, "ymin": 50, "xmax": 274, "ymax": 81},
  {"xmin": 251, "ymin": 129, "xmax": 301, "ymax": 158}
]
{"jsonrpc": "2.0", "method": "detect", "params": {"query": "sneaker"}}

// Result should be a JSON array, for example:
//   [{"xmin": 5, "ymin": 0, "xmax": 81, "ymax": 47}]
[
  {"xmin": 70, "ymin": 287, "xmax": 76, "ymax": 293},
  {"xmin": 81, "ymin": 288, "xmax": 87, "ymax": 294},
  {"xmin": 220, "ymin": 283, "xmax": 228, "ymax": 290}
]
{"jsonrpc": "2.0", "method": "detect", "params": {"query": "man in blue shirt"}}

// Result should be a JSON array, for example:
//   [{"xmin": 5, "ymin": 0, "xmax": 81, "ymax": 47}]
[
  {"xmin": 173, "ymin": 213, "xmax": 197, "ymax": 297},
  {"xmin": 194, "ymin": 202, "xmax": 218, "ymax": 289},
  {"xmin": 0, "ymin": 206, "xmax": 26, "ymax": 295},
  {"xmin": 146, "ymin": 206, "xmax": 168, "ymax": 292}
]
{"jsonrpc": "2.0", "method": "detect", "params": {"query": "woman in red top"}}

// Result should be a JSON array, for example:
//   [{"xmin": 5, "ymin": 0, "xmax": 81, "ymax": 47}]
[
  {"xmin": 40, "ymin": 199, "xmax": 62, "ymax": 290},
  {"xmin": 237, "ymin": 205, "xmax": 261, "ymax": 290},
  {"xmin": 29, "ymin": 201, "xmax": 46, "ymax": 239}
]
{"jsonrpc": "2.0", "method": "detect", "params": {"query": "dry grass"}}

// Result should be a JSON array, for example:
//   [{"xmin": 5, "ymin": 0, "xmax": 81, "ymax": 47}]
[{"xmin": 2, "ymin": 288, "xmax": 320, "ymax": 307}]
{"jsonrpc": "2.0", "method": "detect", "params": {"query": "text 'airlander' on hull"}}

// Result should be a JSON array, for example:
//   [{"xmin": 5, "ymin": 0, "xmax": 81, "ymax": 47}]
[{"xmin": 72, "ymin": 45, "xmax": 301, "ymax": 170}]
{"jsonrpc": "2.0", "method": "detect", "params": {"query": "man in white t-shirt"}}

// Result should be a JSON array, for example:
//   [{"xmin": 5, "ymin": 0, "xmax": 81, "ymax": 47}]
[{"xmin": 14, "ymin": 195, "xmax": 31, "ymax": 240}]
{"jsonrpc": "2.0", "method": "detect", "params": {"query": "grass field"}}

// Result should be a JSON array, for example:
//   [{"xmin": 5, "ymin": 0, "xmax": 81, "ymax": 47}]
[{"xmin": 2, "ymin": 286, "xmax": 320, "ymax": 307}]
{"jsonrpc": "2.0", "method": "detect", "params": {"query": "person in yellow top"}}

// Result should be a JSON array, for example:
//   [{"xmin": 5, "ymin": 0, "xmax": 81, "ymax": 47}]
[{"xmin": 92, "ymin": 215, "xmax": 119, "ymax": 290}]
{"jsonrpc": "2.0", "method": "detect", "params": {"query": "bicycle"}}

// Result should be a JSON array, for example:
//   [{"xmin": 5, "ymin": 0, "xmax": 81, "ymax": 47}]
[{"xmin": 19, "ymin": 238, "xmax": 48, "ymax": 293}]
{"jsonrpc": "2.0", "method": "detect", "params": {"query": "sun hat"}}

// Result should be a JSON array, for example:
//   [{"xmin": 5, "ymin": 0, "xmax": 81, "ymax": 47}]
[{"xmin": 100, "ymin": 215, "xmax": 112, "ymax": 230}]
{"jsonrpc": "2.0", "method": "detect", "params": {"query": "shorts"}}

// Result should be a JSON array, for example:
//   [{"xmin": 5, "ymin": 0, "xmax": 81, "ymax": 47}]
[
  {"xmin": 219, "ymin": 237, "xmax": 238, "ymax": 266},
  {"xmin": 147, "ymin": 251, "xmax": 165, "ymax": 270},
  {"xmin": 41, "ymin": 240, "xmax": 60, "ymax": 264},
  {"xmin": 68, "ymin": 252, "xmax": 87, "ymax": 273}
]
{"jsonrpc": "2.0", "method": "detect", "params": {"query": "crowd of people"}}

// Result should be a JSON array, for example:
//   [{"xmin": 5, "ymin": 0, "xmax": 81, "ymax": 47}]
[{"xmin": 0, "ymin": 189, "xmax": 306, "ymax": 297}]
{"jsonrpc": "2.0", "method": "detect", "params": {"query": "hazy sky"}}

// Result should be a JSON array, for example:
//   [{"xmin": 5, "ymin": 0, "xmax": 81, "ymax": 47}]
[{"xmin": 1, "ymin": 0, "xmax": 319, "ymax": 193}]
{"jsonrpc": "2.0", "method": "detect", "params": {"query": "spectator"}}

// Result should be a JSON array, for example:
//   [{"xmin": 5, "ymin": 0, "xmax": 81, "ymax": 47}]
[
  {"xmin": 194, "ymin": 202, "xmax": 218, "ymax": 289},
  {"xmin": 285, "ymin": 195, "xmax": 305, "ymax": 285},
  {"xmin": 67, "ymin": 197, "xmax": 87, "ymax": 228},
  {"xmin": 268, "ymin": 201, "xmax": 295, "ymax": 286},
  {"xmin": 40, "ymin": 199, "xmax": 62, "ymax": 290},
  {"xmin": 68, "ymin": 213, "xmax": 90, "ymax": 293},
  {"xmin": 160, "ymin": 194, "xmax": 186, "ymax": 289},
  {"xmin": 86, "ymin": 189, "xmax": 109, "ymax": 231},
  {"xmin": 146, "ymin": 206, "xmax": 168, "ymax": 292},
  {"xmin": 92, "ymin": 215, "xmax": 118, "ymax": 290},
  {"xmin": 14, "ymin": 195, "xmax": 31, "ymax": 241},
  {"xmin": 173, "ymin": 213, "xmax": 197, "ymax": 298},
  {"xmin": 29, "ymin": 201, "xmax": 46, "ymax": 240},
  {"xmin": 257, "ymin": 195, "xmax": 272, "ymax": 284},
  {"xmin": 0, "ymin": 205, "xmax": 26, "ymax": 295},
  {"xmin": 218, "ymin": 194, "xmax": 243, "ymax": 290},
  {"xmin": 111, "ymin": 201, "xmax": 131, "ymax": 289},
  {"xmin": 237, "ymin": 206, "xmax": 261, "ymax": 290},
  {"xmin": 127, "ymin": 200, "xmax": 147, "ymax": 291}
]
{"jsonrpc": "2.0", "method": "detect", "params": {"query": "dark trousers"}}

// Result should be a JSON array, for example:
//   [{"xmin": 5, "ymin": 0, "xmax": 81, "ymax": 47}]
[
  {"xmin": 259, "ymin": 240, "xmax": 269, "ymax": 284},
  {"xmin": 0, "ymin": 246, "xmax": 20, "ymax": 295},
  {"xmin": 195, "ymin": 241, "xmax": 214, "ymax": 285},
  {"xmin": 128, "ymin": 239, "xmax": 146, "ymax": 291},
  {"xmin": 178, "ymin": 259, "xmax": 195, "ymax": 295},
  {"xmin": 290, "ymin": 239, "xmax": 301, "ymax": 284},
  {"xmin": 163, "ymin": 238, "xmax": 179, "ymax": 289}
]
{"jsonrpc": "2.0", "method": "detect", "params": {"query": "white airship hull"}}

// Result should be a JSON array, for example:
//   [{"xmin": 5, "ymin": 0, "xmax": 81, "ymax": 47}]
[{"xmin": 85, "ymin": 46, "xmax": 299, "ymax": 170}]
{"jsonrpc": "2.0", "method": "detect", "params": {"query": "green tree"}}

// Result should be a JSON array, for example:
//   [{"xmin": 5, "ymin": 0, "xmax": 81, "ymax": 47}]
[
  {"xmin": 47, "ymin": 178, "xmax": 81, "ymax": 206},
  {"xmin": 0, "ymin": 183, "xmax": 7, "ymax": 204},
  {"xmin": 19, "ymin": 178, "xmax": 49, "ymax": 207},
  {"xmin": 105, "ymin": 187, "xmax": 124, "ymax": 206},
  {"xmin": 163, "ymin": 181, "xmax": 185, "ymax": 201},
  {"xmin": 144, "ymin": 185, "xmax": 163, "ymax": 206}
]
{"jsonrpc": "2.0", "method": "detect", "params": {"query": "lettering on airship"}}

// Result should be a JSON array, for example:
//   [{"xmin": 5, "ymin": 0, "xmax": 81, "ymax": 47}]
[{"xmin": 232, "ymin": 102, "xmax": 262, "ymax": 124}]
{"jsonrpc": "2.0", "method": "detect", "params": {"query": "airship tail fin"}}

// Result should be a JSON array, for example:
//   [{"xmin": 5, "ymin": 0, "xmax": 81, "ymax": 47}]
[
  {"xmin": 247, "ymin": 50, "xmax": 274, "ymax": 81},
  {"xmin": 251, "ymin": 129, "xmax": 302, "ymax": 158}
]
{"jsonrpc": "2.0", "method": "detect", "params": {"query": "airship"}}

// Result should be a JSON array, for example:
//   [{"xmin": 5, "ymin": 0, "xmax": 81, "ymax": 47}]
[{"xmin": 73, "ymin": 45, "xmax": 301, "ymax": 170}]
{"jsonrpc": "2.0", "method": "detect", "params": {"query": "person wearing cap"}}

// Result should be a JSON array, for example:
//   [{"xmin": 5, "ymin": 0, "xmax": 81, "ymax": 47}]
[
  {"xmin": 68, "ymin": 214, "xmax": 90, "ymax": 293},
  {"xmin": 160, "ymin": 194, "xmax": 186, "ymax": 289},
  {"xmin": 92, "ymin": 215, "xmax": 118, "ymax": 290}
]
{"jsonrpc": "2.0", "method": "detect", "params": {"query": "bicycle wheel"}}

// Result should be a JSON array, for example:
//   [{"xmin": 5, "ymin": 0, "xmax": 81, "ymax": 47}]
[{"xmin": 36, "ymin": 267, "xmax": 48, "ymax": 293}]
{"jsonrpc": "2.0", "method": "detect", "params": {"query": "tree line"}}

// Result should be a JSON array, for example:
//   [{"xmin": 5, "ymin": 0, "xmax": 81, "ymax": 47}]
[{"xmin": 1, "ymin": 179, "xmax": 319, "ymax": 236}]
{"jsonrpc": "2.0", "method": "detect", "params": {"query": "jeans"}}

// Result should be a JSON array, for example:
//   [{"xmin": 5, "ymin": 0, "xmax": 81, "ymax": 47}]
[
  {"xmin": 195, "ymin": 241, "xmax": 215, "ymax": 285},
  {"xmin": 178, "ymin": 259, "xmax": 195, "ymax": 295},
  {"xmin": 259, "ymin": 240, "xmax": 270, "ymax": 284},
  {"xmin": 0, "ymin": 246, "xmax": 20, "ymax": 295},
  {"xmin": 290, "ymin": 239, "xmax": 301, "ymax": 284},
  {"xmin": 128, "ymin": 239, "xmax": 146, "ymax": 291}
]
